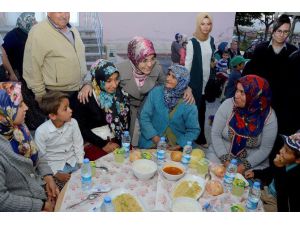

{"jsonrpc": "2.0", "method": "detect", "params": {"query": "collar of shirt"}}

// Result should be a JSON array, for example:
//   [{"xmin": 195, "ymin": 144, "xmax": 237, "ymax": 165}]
[
  {"xmin": 47, "ymin": 119, "xmax": 72, "ymax": 133},
  {"xmin": 268, "ymin": 39, "xmax": 287, "ymax": 53},
  {"xmin": 286, "ymin": 163, "xmax": 298, "ymax": 172}
]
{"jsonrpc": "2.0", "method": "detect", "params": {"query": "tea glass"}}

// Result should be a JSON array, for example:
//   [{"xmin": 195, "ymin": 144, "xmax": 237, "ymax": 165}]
[
  {"xmin": 114, "ymin": 148, "xmax": 125, "ymax": 163},
  {"xmin": 197, "ymin": 158, "xmax": 209, "ymax": 176}
]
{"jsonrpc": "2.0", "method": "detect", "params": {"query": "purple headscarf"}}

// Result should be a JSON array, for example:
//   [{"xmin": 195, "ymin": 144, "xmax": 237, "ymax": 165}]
[{"xmin": 127, "ymin": 36, "xmax": 156, "ymax": 71}]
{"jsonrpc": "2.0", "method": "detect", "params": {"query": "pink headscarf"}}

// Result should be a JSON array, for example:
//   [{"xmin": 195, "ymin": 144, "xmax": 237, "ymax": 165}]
[{"xmin": 127, "ymin": 37, "xmax": 156, "ymax": 87}]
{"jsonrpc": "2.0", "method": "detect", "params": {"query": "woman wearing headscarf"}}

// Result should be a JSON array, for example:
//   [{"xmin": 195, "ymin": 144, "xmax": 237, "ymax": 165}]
[
  {"xmin": 185, "ymin": 12, "xmax": 216, "ymax": 147},
  {"xmin": 79, "ymin": 36, "xmax": 194, "ymax": 146},
  {"xmin": 2, "ymin": 12, "xmax": 45, "ymax": 130},
  {"xmin": 73, "ymin": 59, "xmax": 130, "ymax": 160},
  {"xmin": 206, "ymin": 75, "xmax": 278, "ymax": 174},
  {"xmin": 0, "ymin": 82, "xmax": 59, "ymax": 211},
  {"xmin": 139, "ymin": 65, "xmax": 199, "ymax": 150}
]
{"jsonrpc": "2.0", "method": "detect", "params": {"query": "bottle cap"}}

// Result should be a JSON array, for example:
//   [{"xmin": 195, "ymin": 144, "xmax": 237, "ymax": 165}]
[
  {"xmin": 187, "ymin": 141, "xmax": 192, "ymax": 146},
  {"xmin": 231, "ymin": 159, "xmax": 238, "ymax": 165},
  {"xmin": 83, "ymin": 158, "xmax": 90, "ymax": 164},
  {"xmin": 124, "ymin": 131, "xmax": 129, "ymax": 135},
  {"xmin": 253, "ymin": 181, "xmax": 261, "ymax": 188},
  {"xmin": 160, "ymin": 137, "xmax": 166, "ymax": 142},
  {"xmin": 104, "ymin": 196, "xmax": 112, "ymax": 203}
]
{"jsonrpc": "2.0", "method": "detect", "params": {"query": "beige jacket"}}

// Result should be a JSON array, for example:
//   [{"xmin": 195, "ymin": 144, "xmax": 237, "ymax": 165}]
[{"xmin": 23, "ymin": 20, "xmax": 87, "ymax": 98}]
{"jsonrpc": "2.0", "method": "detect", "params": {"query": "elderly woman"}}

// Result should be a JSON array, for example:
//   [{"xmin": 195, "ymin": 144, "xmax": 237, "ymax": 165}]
[
  {"xmin": 206, "ymin": 75, "xmax": 278, "ymax": 174},
  {"xmin": 0, "ymin": 82, "xmax": 59, "ymax": 211},
  {"xmin": 79, "ymin": 36, "xmax": 194, "ymax": 146},
  {"xmin": 139, "ymin": 65, "xmax": 200, "ymax": 150},
  {"xmin": 185, "ymin": 12, "xmax": 216, "ymax": 147},
  {"xmin": 73, "ymin": 59, "xmax": 130, "ymax": 160}
]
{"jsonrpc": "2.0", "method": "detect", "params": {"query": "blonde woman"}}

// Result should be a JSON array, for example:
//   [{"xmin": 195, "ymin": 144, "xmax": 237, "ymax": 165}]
[{"xmin": 185, "ymin": 12, "xmax": 216, "ymax": 147}]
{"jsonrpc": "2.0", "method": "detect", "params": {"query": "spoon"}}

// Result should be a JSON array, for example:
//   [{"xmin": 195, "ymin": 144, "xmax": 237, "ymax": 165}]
[
  {"xmin": 66, "ymin": 186, "xmax": 112, "ymax": 209},
  {"xmin": 96, "ymin": 166, "xmax": 109, "ymax": 173},
  {"xmin": 66, "ymin": 193, "xmax": 101, "ymax": 209},
  {"xmin": 205, "ymin": 168, "xmax": 212, "ymax": 181}
]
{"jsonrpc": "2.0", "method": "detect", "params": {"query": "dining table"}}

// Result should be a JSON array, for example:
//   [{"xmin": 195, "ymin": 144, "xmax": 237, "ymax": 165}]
[{"xmin": 55, "ymin": 149, "xmax": 264, "ymax": 212}]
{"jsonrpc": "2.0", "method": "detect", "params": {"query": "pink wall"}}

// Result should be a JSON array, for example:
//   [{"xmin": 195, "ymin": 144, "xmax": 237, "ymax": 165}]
[{"xmin": 101, "ymin": 12, "xmax": 236, "ymax": 46}]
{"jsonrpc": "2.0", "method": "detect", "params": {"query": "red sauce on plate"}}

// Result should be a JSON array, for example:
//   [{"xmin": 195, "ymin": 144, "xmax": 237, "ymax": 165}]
[{"xmin": 163, "ymin": 166, "xmax": 183, "ymax": 175}]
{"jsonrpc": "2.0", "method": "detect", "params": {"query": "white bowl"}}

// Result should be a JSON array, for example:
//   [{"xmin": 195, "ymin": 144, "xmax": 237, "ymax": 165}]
[
  {"xmin": 172, "ymin": 197, "xmax": 202, "ymax": 212},
  {"xmin": 132, "ymin": 159, "xmax": 157, "ymax": 180},
  {"xmin": 161, "ymin": 161, "xmax": 185, "ymax": 181}
]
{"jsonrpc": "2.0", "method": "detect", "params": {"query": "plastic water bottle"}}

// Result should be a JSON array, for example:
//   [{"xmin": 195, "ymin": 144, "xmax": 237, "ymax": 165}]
[
  {"xmin": 181, "ymin": 154, "xmax": 191, "ymax": 170},
  {"xmin": 81, "ymin": 158, "xmax": 92, "ymax": 191},
  {"xmin": 156, "ymin": 137, "xmax": 167, "ymax": 166},
  {"xmin": 183, "ymin": 141, "xmax": 192, "ymax": 155},
  {"xmin": 203, "ymin": 202, "xmax": 217, "ymax": 212},
  {"xmin": 122, "ymin": 131, "xmax": 131, "ymax": 158},
  {"xmin": 181, "ymin": 141, "xmax": 192, "ymax": 169},
  {"xmin": 246, "ymin": 181, "xmax": 261, "ymax": 211},
  {"xmin": 223, "ymin": 159, "xmax": 238, "ymax": 192},
  {"xmin": 102, "ymin": 196, "xmax": 115, "ymax": 212}
]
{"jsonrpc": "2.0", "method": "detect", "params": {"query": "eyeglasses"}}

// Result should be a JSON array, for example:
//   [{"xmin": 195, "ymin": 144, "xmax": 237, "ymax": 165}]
[
  {"xmin": 275, "ymin": 29, "xmax": 290, "ymax": 36},
  {"xmin": 141, "ymin": 57, "xmax": 156, "ymax": 65}
]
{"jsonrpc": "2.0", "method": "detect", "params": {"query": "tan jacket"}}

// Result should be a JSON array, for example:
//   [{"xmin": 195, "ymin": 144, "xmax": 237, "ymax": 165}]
[{"xmin": 23, "ymin": 20, "xmax": 87, "ymax": 98}]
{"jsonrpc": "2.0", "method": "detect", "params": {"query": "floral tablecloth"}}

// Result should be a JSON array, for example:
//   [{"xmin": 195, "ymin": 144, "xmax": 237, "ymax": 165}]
[{"xmin": 58, "ymin": 151, "xmax": 263, "ymax": 212}]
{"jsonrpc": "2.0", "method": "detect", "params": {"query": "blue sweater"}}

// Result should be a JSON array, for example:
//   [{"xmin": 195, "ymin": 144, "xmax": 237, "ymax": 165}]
[{"xmin": 138, "ymin": 85, "xmax": 200, "ymax": 148}]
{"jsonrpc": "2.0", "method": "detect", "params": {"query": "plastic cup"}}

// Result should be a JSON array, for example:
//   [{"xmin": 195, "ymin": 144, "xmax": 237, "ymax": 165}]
[
  {"xmin": 90, "ymin": 161, "xmax": 96, "ymax": 177},
  {"xmin": 114, "ymin": 148, "xmax": 125, "ymax": 163},
  {"xmin": 232, "ymin": 178, "xmax": 245, "ymax": 197},
  {"xmin": 197, "ymin": 158, "xmax": 209, "ymax": 176}
]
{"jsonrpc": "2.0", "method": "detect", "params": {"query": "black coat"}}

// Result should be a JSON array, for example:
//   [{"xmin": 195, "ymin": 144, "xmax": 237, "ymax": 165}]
[
  {"xmin": 254, "ymin": 164, "xmax": 300, "ymax": 212},
  {"xmin": 243, "ymin": 41, "xmax": 298, "ymax": 135}
]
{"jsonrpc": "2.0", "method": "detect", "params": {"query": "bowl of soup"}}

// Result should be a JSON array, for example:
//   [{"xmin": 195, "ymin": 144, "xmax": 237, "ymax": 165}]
[{"xmin": 161, "ymin": 162, "xmax": 185, "ymax": 181}]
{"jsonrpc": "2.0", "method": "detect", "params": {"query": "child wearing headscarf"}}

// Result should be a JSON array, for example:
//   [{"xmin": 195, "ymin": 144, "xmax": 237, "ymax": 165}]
[
  {"xmin": 139, "ymin": 64, "xmax": 199, "ymax": 150},
  {"xmin": 73, "ymin": 59, "xmax": 130, "ymax": 160}
]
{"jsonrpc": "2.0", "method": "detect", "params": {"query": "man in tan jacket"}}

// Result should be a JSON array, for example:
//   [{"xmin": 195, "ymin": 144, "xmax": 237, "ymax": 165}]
[{"xmin": 23, "ymin": 12, "xmax": 87, "ymax": 105}]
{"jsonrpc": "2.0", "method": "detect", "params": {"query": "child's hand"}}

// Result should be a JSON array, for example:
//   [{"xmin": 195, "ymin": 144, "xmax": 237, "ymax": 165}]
[
  {"xmin": 244, "ymin": 170, "xmax": 254, "ymax": 179},
  {"xmin": 55, "ymin": 172, "xmax": 71, "ymax": 182},
  {"xmin": 290, "ymin": 133, "xmax": 300, "ymax": 141}
]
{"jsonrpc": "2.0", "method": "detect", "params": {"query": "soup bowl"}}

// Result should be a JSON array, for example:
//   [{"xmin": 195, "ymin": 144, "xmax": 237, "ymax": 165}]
[{"xmin": 161, "ymin": 161, "xmax": 185, "ymax": 181}]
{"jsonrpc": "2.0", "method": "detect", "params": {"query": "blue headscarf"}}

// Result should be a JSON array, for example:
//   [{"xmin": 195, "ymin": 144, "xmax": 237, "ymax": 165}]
[
  {"xmin": 218, "ymin": 42, "xmax": 228, "ymax": 52},
  {"xmin": 0, "ymin": 82, "xmax": 38, "ymax": 165},
  {"xmin": 164, "ymin": 65, "xmax": 190, "ymax": 111}
]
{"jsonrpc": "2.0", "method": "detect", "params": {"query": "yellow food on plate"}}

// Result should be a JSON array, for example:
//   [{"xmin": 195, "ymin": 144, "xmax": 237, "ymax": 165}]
[
  {"xmin": 112, "ymin": 193, "xmax": 143, "ymax": 212},
  {"xmin": 191, "ymin": 149, "xmax": 205, "ymax": 160},
  {"xmin": 173, "ymin": 181, "xmax": 201, "ymax": 199}
]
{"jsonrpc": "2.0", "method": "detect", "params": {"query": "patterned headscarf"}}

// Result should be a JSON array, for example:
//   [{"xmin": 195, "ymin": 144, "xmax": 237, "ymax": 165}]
[
  {"xmin": 228, "ymin": 75, "xmax": 272, "ymax": 156},
  {"xmin": 127, "ymin": 36, "xmax": 156, "ymax": 75},
  {"xmin": 90, "ymin": 59, "xmax": 130, "ymax": 140},
  {"xmin": 0, "ymin": 82, "xmax": 38, "ymax": 164},
  {"xmin": 16, "ymin": 12, "xmax": 36, "ymax": 34},
  {"xmin": 164, "ymin": 65, "xmax": 190, "ymax": 111}
]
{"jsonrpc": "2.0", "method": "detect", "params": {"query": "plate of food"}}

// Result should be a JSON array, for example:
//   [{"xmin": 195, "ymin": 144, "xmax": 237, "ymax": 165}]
[
  {"xmin": 171, "ymin": 175, "xmax": 206, "ymax": 200},
  {"xmin": 108, "ymin": 188, "xmax": 145, "ymax": 212}
]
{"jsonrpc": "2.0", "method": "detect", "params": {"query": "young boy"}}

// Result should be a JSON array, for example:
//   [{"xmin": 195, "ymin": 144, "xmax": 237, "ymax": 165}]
[
  {"xmin": 216, "ymin": 50, "xmax": 230, "ymax": 76},
  {"xmin": 35, "ymin": 91, "xmax": 84, "ymax": 190},
  {"xmin": 224, "ymin": 55, "xmax": 246, "ymax": 99},
  {"xmin": 245, "ymin": 133, "xmax": 300, "ymax": 212}
]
